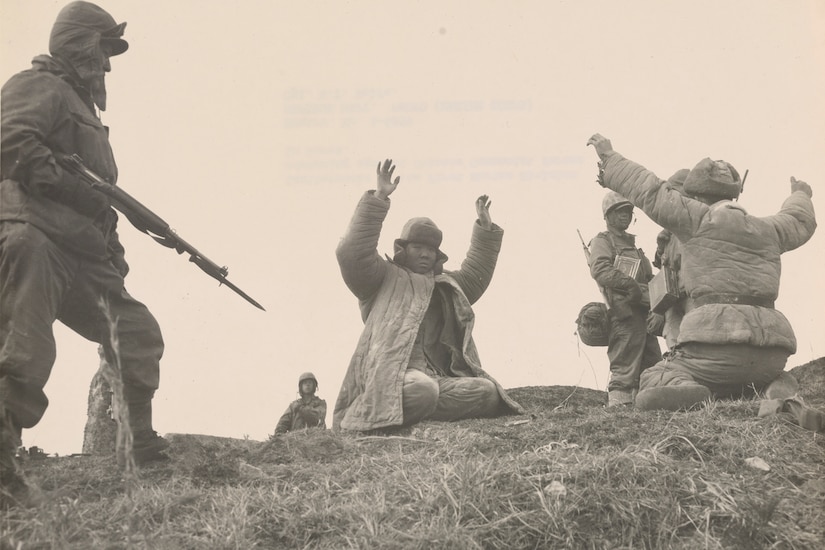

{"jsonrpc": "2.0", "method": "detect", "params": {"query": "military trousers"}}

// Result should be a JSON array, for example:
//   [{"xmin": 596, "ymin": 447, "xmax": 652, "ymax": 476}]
[
  {"xmin": 639, "ymin": 342, "xmax": 789, "ymax": 398},
  {"xmin": 402, "ymin": 368, "xmax": 501, "ymax": 425},
  {"xmin": 0, "ymin": 221, "xmax": 164, "ymax": 428},
  {"xmin": 606, "ymin": 307, "xmax": 662, "ymax": 393}
]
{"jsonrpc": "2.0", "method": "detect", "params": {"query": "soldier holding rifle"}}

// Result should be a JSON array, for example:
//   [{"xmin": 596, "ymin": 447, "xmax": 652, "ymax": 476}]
[{"xmin": 1, "ymin": 2, "xmax": 167, "ymax": 498}]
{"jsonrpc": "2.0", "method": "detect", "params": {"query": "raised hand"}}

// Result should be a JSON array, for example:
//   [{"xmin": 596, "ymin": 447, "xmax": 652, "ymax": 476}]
[
  {"xmin": 587, "ymin": 134, "xmax": 614, "ymax": 161},
  {"xmin": 376, "ymin": 159, "xmax": 400, "ymax": 200},
  {"xmin": 790, "ymin": 176, "xmax": 813, "ymax": 198},
  {"xmin": 476, "ymin": 194, "xmax": 492, "ymax": 229}
]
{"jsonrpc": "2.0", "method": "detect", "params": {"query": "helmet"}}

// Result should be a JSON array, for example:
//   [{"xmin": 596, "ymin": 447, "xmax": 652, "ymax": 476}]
[
  {"xmin": 298, "ymin": 372, "xmax": 317, "ymax": 384},
  {"xmin": 298, "ymin": 372, "xmax": 318, "ymax": 393},
  {"xmin": 602, "ymin": 191, "xmax": 633, "ymax": 217}
]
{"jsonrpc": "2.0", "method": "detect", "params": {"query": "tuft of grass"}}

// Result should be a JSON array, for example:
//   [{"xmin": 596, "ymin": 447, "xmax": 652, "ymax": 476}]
[
  {"xmin": 2, "ymin": 361, "xmax": 823, "ymax": 549},
  {"xmin": 97, "ymin": 296, "xmax": 136, "ymax": 482}
]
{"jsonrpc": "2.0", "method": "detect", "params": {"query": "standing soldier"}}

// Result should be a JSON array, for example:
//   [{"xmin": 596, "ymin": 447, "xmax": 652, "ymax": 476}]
[
  {"xmin": 651, "ymin": 169, "xmax": 690, "ymax": 350},
  {"xmin": 274, "ymin": 372, "xmax": 327, "ymax": 435},
  {"xmin": 588, "ymin": 192, "xmax": 662, "ymax": 406},
  {"xmin": 1, "ymin": 1, "xmax": 168, "ymax": 503}
]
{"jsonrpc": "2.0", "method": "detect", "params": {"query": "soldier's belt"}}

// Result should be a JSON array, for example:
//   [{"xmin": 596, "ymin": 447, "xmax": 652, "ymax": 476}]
[{"xmin": 688, "ymin": 294, "xmax": 775, "ymax": 310}]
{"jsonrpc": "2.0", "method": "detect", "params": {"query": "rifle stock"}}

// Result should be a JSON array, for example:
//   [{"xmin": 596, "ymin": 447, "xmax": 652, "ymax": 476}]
[
  {"xmin": 60, "ymin": 154, "xmax": 265, "ymax": 311},
  {"xmin": 577, "ymin": 228, "xmax": 610, "ymax": 305}
]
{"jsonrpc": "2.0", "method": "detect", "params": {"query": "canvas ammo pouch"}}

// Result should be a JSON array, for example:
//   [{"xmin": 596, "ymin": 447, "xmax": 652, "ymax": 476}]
[{"xmin": 649, "ymin": 266, "xmax": 681, "ymax": 314}]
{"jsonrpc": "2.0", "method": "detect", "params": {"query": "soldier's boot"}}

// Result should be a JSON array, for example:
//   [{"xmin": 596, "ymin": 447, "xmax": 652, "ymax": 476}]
[
  {"xmin": 1, "ymin": 408, "xmax": 29, "ymax": 508},
  {"xmin": 120, "ymin": 399, "xmax": 169, "ymax": 467},
  {"xmin": 607, "ymin": 389, "xmax": 634, "ymax": 407},
  {"xmin": 763, "ymin": 371, "xmax": 799, "ymax": 400},
  {"xmin": 758, "ymin": 396, "xmax": 825, "ymax": 433},
  {"xmin": 634, "ymin": 385, "xmax": 711, "ymax": 411},
  {"xmin": 783, "ymin": 398, "xmax": 825, "ymax": 432}
]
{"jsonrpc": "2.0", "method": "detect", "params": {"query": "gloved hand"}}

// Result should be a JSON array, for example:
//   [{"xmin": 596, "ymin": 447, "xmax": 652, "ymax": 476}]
[
  {"xmin": 647, "ymin": 312, "xmax": 665, "ymax": 336},
  {"xmin": 44, "ymin": 173, "xmax": 111, "ymax": 219},
  {"xmin": 790, "ymin": 176, "xmax": 812, "ymax": 198},
  {"xmin": 656, "ymin": 230, "xmax": 671, "ymax": 252},
  {"xmin": 653, "ymin": 230, "xmax": 671, "ymax": 268},
  {"xmin": 617, "ymin": 278, "xmax": 643, "ymax": 304}
]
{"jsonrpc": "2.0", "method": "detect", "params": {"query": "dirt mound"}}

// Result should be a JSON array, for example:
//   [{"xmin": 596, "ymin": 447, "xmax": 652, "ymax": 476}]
[
  {"xmin": 790, "ymin": 356, "xmax": 825, "ymax": 408},
  {"xmin": 506, "ymin": 385, "xmax": 606, "ymax": 413}
]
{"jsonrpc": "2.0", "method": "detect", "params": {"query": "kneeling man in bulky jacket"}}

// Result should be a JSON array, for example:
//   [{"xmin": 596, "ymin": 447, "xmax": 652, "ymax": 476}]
[
  {"xmin": 333, "ymin": 159, "xmax": 524, "ymax": 431},
  {"xmin": 586, "ymin": 134, "xmax": 823, "ymax": 432}
]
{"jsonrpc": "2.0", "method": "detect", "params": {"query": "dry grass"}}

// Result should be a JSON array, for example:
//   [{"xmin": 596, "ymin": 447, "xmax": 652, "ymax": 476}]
[
  {"xmin": 2, "ymin": 360, "xmax": 823, "ymax": 549},
  {"xmin": 97, "ymin": 296, "xmax": 136, "ymax": 480}
]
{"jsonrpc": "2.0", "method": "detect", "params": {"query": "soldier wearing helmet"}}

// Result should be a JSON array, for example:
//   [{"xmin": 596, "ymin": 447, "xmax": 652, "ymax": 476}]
[
  {"xmin": 274, "ymin": 372, "xmax": 327, "ymax": 434},
  {"xmin": 587, "ymin": 191, "xmax": 662, "ymax": 407}
]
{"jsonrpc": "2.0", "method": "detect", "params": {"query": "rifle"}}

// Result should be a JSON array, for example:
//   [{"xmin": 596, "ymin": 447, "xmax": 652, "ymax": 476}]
[
  {"xmin": 576, "ymin": 229, "xmax": 591, "ymax": 261},
  {"xmin": 60, "ymin": 154, "xmax": 265, "ymax": 311},
  {"xmin": 577, "ymin": 228, "xmax": 609, "ymax": 304}
]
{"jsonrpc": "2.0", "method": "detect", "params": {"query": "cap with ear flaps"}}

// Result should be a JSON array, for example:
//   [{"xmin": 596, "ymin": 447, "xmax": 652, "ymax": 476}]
[
  {"xmin": 395, "ymin": 217, "xmax": 442, "ymax": 249},
  {"xmin": 684, "ymin": 158, "xmax": 742, "ymax": 200},
  {"xmin": 392, "ymin": 217, "xmax": 449, "ymax": 273},
  {"xmin": 50, "ymin": 1, "xmax": 129, "ymax": 58}
]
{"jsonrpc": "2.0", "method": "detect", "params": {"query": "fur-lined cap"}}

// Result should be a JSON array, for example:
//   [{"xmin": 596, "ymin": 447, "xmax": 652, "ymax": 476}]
[
  {"xmin": 684, "ymin": 158, "xmax": 742, "ymax": 200},
  {"xmin": 50, "ymin": 1, "xmax": 128, "ymax": 60},
  {"xmin": 395, "ymin": 217, "xmax": 442, "ymax": 249},
  {"xmin": 392, "ymin": 217, "xmax": 448, "ymax": 273}
]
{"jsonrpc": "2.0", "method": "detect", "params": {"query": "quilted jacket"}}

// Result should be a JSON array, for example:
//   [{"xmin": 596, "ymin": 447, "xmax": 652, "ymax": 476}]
[
  {"xmin": 600, "ymin": 152, "xmax": 816, "ymax": 352},
  {"xmin": 333, "ymin": 191, "xmax": 524, "ymax": 430}
]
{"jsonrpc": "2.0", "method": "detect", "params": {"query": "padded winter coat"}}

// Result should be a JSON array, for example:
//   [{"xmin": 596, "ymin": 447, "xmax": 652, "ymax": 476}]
[
  {"xmin": 333, "ymin": 191, "xmax": 523, "ymax": 431},
  {"xmin": 600, "ymin": 153, "xmax": 816, "ymax": 352},
  {"xmin": 1, "ymin": 25, "xmax": 125, "ymax": 268}
]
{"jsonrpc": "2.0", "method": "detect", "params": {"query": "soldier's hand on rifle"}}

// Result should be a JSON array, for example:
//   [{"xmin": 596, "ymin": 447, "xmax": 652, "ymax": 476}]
[
  {"xmin": 376, "ymin": 159, "xmax": 400, "ymax": 200},
  {"xmin": 476, "ymin": 195, "xmax": 492, "ymax": 230},
  {"xmin": 790, "ymin": 176, "xmax": 813, "ymax": 198},
  {"xmin": 587, "ymin": 133, "xmax": 614, "ymax": 161}
]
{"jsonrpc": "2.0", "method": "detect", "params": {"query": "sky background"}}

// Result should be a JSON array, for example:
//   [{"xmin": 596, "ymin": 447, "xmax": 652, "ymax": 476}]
[{"xmin": 1, "ymin": 0, "xmax": 823, "ymax": 455}]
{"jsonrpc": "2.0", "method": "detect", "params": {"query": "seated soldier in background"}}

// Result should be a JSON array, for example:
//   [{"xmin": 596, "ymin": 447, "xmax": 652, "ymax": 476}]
[{"xmin": 274, "ymin": 372, "xmax": 327, "ymax": 435}]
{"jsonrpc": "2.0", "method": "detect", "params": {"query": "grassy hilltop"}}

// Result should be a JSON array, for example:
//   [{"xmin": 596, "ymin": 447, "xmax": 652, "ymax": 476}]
[{"xmin": 2, "ymin": 358, "xmax": 824, "ymax": 549}]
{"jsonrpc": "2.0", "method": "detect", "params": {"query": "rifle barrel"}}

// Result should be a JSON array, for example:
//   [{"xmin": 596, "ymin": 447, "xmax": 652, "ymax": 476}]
[{"xmin": 60, "ymin": 154, "xmax": 265, "ymax": 311}]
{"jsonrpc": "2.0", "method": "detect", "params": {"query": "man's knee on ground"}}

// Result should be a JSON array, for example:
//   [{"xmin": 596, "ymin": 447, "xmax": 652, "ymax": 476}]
[
  {"xmin": 639, "ymin": 361, "xmax": 698, "ymax": 390},
  {"xmin": 402, "ymin": 369, "xmax": 439, "ymax": 425},
  {"xmin": 431, "ymin": 377, "xmax": 501, "ymax": 421}
]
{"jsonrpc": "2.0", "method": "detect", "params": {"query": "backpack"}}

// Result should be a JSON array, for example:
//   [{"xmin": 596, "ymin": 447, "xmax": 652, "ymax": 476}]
[{"xmin": 575, "ymin": 302, "xmax": 610, "ymax": 346}]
